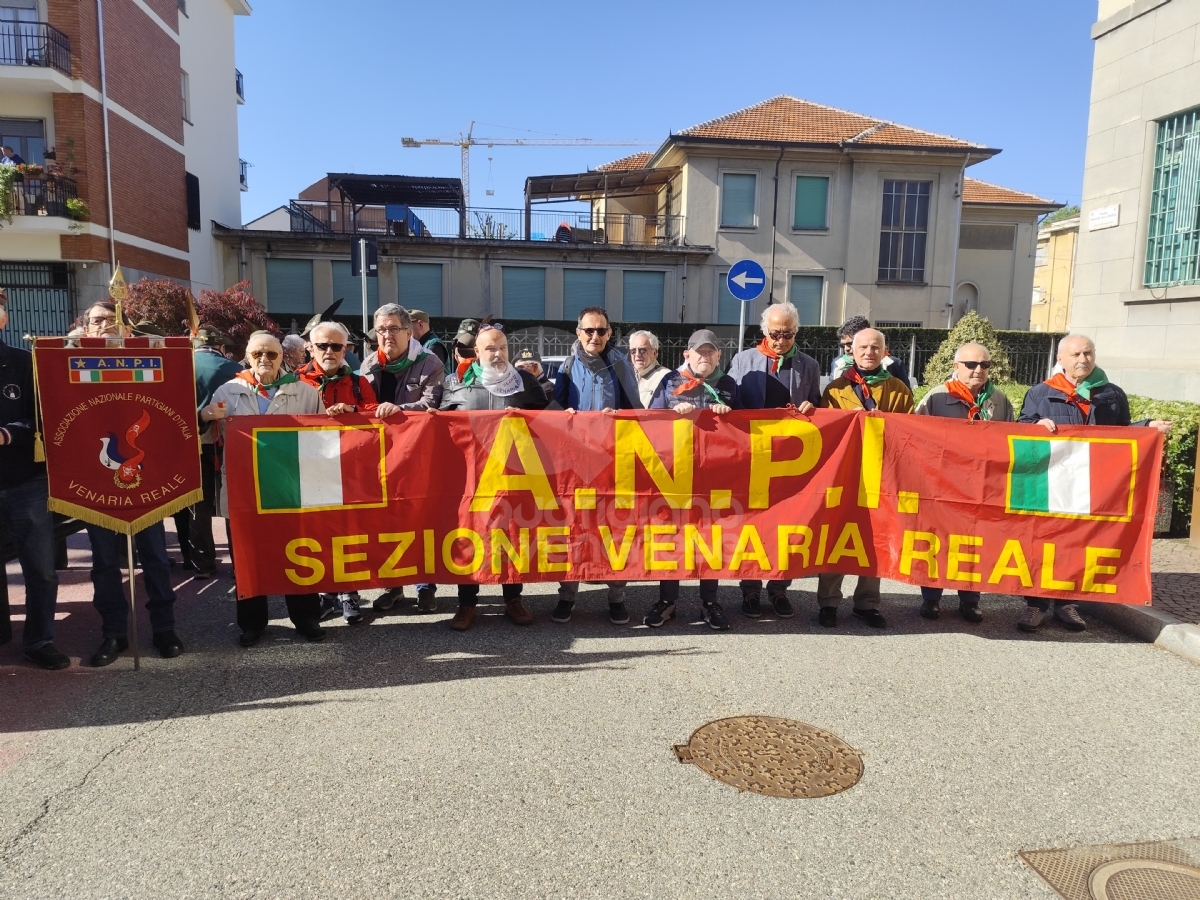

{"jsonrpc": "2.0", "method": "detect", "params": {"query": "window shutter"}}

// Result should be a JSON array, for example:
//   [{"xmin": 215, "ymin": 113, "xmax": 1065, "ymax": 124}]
[
  {"xmin": 793, "ymin": 176, "xmax": 828, "ymax": 229},
  {"xmin": 331, "ymin": 261, "xmax": 379, "ymax": 315},
  {"xmin": 721, "ymin": 173, "xmax": 756, "ymax": 227},
  {"xmin": 502, "ymin": 266, "xmax": 546, "ymax": 318},
  {"xmin": 185, "ymin": 172, "xmax": 200, "ymax": 231},
  {"xmin": 397, "ymin": 263, "xmax": 443, "ymax": 315},
  {"xmin": 563, "ymin": 269, "xmax": 606, "ymax": 321},
  {"xmin": 622, "ymin": 270, "xmax": 665, "ymax": 322},
  {"xmin": 716, "ymin": 273, "xmax": 740, "ymax": 324},
  {"xmin": 265, "ymin": 259, "xmax": 313, "ymax": 314},
  {"xmin": 789, "ymin": 275, "xmax": 824, "ymax": 325}
]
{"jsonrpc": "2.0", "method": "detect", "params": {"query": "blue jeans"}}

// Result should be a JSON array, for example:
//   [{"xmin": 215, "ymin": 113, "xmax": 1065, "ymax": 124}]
[
  {"xmin": 921, "ymin": 586, "xmax": 981, "ymax": 606},
  {"xmin": 0, "ymin": 478, "xmax": 59, "ymax": 650},
  {"xmin": 86, "ymin": 521, "xmax": 176, "ymax": 638}
]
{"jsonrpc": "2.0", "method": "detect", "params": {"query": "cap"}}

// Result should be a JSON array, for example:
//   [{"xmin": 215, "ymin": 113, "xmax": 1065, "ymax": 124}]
[
  {"xmin": 408, "ymin": 309, "xmax": 430, "ymax": 325},
  {"xmin": 687, "ymin": 329, "xmax": 720, "ymax": 351},
  {"xmin": 132, "ymin": 319, "xmax": 166, "ymax": 337},
  {"xmin": 302, "ymin": 298, "xmax": 344, "ymax": 337},
  {"xmin": 515, "ymin": 347, "xmax": 542, "ymax": 365},
  {"xmin": 193, "ymin": 326, "xmax": 230, "ymax": 347}
]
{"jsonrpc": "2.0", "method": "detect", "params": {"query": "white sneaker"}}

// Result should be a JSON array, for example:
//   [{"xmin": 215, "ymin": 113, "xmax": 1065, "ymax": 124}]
[{"xmin": 1017, "ymin": 605, "xmax": 1045, "ymax": 633}]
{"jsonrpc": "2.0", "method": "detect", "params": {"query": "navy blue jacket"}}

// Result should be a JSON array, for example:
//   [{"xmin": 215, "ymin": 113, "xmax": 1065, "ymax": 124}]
[
  {"xmin": 649, "ymin": 368, "xmax": 739, "ymax": 410},
  {"xmin": 1018, "ymin": 379, "xmax": 1132, "ymax": 427},
  {"xmin": 0, "ymin": 337, "xmax": 43, "ymax": 489}
]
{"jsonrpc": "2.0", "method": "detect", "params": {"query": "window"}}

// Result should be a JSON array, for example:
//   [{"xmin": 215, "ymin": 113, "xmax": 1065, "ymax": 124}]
[
  {"xmin": 265, "ymin": 259, "xmax": 314, "ymax": 314},
  {"xmin": 622, "ymin": 270, "xmax": 665, "ymax": 322},
  {"xmin": 181, "ymin": 70, "xmax": 191, "ymax": 123},
  {"xmin": 0, "ymin": 116, "xmax": 44, "ymax": 164},
  {"xmin": 793, "ymin": 175, "xmax": 829, "ymax": 230},
  {"xmin": 1035, "ymin": 242, "xmax": 1048, "ymax": 267},
  {"xmin": 563, "ymin": 268, "xmax": 606, "ymax": 321},
  {"xmin": 0, "ymin": 262, "xmax": 72, "ymax": 344},
  {"xmin": 1145, "ymin": 107, "xmax": 1200, "ymax": 287},
  {"xmin": 502, "ymin": 266, "xmax": 545, "ymax": 318},
  {"xmin": 959, "ymin": 224, "xmax": 1015, "ymax": 251},
  {"xmin": 331, "ymin": 261, "xmax": 379, "ymax": 315},
  {"xmin": 875, "ymin": 320, "xmax": 923, "ymax": 328},
  {"xmin": 716, "ymin": 272, "xmax": 740, "ymax": 324},
  {"xmin": 789, "ymin": 274, "xmax": 824, "ymax": 325},
  {"xmin": 720, "ymin": 172, "xmax": 757, "ymax": 228},
  {"xmin": 397, "ymin": 262, "xmax": 442, "ymax": 315},
  {"xmin": 878, "ymin": 180, "xmax": 931, "ymax": 283},
  {"xmin": 185, "ymin": 172, "xmax": 200, "ymax": 231}
]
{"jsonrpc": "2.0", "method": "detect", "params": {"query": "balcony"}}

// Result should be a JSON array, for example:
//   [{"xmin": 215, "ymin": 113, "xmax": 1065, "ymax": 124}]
[
  {"xmin": 235, "ymin": 68, "xmax": 244, "ymax": 103},
  {"xmin": 3, "ymin": 174, "xmax": 78, "ymax": 219},
  {"xmin": 0, "ymin": 22, "xmax": 70, "ymax": 78},
  {"xmin": 239, "ymin": 159, "xmax": 249, "ymax": 192},
  {"xmin": 285, "ymin": 201, "xmax": 683, "ymax": 247}
]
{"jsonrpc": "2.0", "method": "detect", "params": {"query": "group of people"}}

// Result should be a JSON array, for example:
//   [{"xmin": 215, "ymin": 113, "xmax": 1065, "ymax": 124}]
[{"xmin": 0, "ymin": 289, "xmax": 1170, "ymax": 669}]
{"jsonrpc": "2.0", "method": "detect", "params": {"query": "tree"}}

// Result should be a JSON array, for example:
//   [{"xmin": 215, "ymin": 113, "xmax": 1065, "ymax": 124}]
[
  {"xmin": 197, "ymin": 281, "xmax": 279, "ymax": 359},
  {"xmin": 1041, "ymin": 204, "xmax": 1080, "ymax": 227},
  {"xmin": 124, "ymin": 278, "xmax": 192, "ymax": 332},
  {"xmin": 922, "ymin": 312, "xmax": 1014, "ymax": 385}
]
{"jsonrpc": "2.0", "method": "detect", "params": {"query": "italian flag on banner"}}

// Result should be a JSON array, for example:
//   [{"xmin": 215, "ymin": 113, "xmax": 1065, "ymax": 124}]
[
  {"xmin": 1007, "ymin": 436, "xmax": 1138, "ymax": 521},
  {"xmin": 253, "ymin": 425, "xmax": 387, "ymax": 513}
]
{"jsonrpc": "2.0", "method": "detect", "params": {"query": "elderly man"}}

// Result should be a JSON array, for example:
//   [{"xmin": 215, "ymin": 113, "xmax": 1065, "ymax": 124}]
[
  {"xmin": 551, "ymin": 307, "xmax": 640, "ymax": 624},
  {"xmin": 281, "ymin": 334, "xmax": 307, "ymax": 372},
  {"xmin": 629, "ymin": 330, "xmax": 669, "ymax": 408},
  {"xmin": 514, "ymin": 347, "xmax": 554, "ymax": 402},
  {"xmin": 362, "ymin": 304, "xmax": 445, "ymax": 419},
  {"xmin": 407, "ymin": 309, "xmax": 450, "ymax": 369},
  {"xmin": 298, "ymin": 320, "xmax": 380, "ymax": 624},
  {"xmin": 830, "ymin": 315, "xmax": 910, "ymax": 383},
  {"xmin": 914, "ymin": 342, "xmax": 1015, "ymax": 623},
  {"xmin": 0, "ymin": 290, "xmax": 69, "ymax": 669},
  {"xmin": 434, "ymin": 324, "xmax": 549, "ymax": 630},
  {"xmin": 726, "ymin": 301, "xmax": 821, "ymax": 619},
  {"xmin": 1016, "ymin": 334, "xmax": 1171, "ymax": 633},
  {"xmin": 79, "ymin": 303, "xmax": 184, "ymax": 665},
  {"xmin": 818, "ymin": 327, "xmax": 913, "ymax": 630}
]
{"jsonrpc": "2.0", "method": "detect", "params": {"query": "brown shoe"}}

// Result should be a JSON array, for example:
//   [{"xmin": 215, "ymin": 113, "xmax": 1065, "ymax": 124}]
[
  {"xmin": 449, "ymin": 606, "xmax": 476, "ymax": 631},
  {"xmin": 505, "ymin": 597, "xmax": 534, "ymax": 626}
]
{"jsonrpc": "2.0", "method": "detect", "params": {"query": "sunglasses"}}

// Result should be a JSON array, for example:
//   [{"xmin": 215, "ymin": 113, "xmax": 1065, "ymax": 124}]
[
  {"xmin": 628, "ymin": 347, "xmax": 653, "ymax": 355},
  {"xmin": 957, "ymin": 360, "xmax": 992, "ymax": 370},
  {"xmin": 579, "ymin": 327, "xmax": 609, "ymax": 337},
  {"xmin": 839, "ymin": 341, "xmax": 853, "ymax": 350},
  {"xmin": 478, "ymin": 323, "xmax": 505, "ymax": 333},
  {"xmin": 249, "ymin": 350, "xmax": 280, "ymax": 361},
  {"xmin": 314, "ymin": 342, "xmax": 345, "ymax": 352},
  {"xmin": 768, "ymin": 330, "xmax": 797, "ymax": 340}
]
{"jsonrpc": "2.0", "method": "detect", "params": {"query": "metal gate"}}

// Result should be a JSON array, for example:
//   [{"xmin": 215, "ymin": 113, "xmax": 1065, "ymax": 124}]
[{"xmin": 0, "ymin": 262, "xmax": 74, "ymax": 345}]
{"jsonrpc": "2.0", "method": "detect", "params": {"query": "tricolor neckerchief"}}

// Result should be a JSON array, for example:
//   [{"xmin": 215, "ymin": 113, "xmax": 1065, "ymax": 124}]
[
  {"xmin": 756, "ymin": 338, "xmax": 797, "ymax": 374},
  {"xmin": 1045, "ymin": 367, "xmax": 1106, "ymax": 419},
  {"xmin": 843, "ymin": 366, "xmax": 891, "ymax": 410},
  {"xmin": 235, "ymin": 369, "xmax": 298, "ymax": 398},
  {"xmin": 945, "ymin": 378, "xmax": 995, "ymax": 421},
  {"xmin": 671, "ymin": 365, "xmax": 724, "ymax": 404},
  {"xmin": 371, "ymin": 340, "xmax": 428, "ymax": 377}
]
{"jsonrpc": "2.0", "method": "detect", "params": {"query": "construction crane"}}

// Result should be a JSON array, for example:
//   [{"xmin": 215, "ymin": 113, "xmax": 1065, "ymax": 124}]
[{"xmin": 401, "ymin": 121, "xmax": 649, "ymax": 207}]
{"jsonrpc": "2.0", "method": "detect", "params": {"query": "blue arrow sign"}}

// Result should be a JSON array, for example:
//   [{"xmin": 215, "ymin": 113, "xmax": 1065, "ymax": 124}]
[{"xmin": 727, "ymin": 259, "xmax": 767, "ymax": 302}]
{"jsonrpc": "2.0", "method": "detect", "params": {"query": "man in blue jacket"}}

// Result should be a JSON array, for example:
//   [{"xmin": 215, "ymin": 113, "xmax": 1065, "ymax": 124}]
[{"xmin": 551, "ymin": 307, "xmax": 641, "ymax": 625}]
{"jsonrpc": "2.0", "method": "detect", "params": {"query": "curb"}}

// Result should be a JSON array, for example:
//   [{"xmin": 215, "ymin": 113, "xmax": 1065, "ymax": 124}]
[{"xmin": 1080, "ymin": 601, "xmax": 1200, "ymax": 666}]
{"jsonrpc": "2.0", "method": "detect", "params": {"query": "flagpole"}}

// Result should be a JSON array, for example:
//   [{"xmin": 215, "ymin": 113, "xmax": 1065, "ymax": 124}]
[{"xmin": 126, "ymin": 533, "xmax": 141, "ymax": 671}]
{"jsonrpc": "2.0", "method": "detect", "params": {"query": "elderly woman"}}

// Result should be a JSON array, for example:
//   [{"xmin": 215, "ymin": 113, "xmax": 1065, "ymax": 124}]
[{"xmin": 201, "ymin": 330, "xmax": 326, "ymax": 647}]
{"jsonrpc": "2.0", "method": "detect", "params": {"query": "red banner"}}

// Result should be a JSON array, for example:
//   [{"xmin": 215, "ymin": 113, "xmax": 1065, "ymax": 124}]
[
  {"xmin": 225, "ymin": 410, "xmax": 1161, "ymax": 604},
  {"xmin": 33, "ymin": 337, "xmax": 203, "ymax": 534}
]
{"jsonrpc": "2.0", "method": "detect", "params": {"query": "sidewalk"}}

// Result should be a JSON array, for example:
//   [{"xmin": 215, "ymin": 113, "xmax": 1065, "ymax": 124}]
[{"xmin": 1150, "ymin": 537, "xmax": 1200, "ymax": 624}]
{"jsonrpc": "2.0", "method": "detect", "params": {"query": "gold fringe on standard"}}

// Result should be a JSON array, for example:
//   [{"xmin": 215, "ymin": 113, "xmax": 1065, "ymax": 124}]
[{"xmin": 47, "ymin": 489, "xmax": 204, "ymax": 536}]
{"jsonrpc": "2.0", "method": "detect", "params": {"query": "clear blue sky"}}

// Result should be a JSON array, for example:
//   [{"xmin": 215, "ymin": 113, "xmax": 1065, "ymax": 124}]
[{"xmin": 236, "ymin": 0, "xmax": 1096, "ymax": 223}]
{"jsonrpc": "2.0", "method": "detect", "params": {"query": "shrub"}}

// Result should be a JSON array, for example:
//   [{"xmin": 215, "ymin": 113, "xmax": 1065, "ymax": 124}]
[
  {"xmin": 922, "ymin": 312, "xmax": 1015, "ymax": 385},
  {"xmin": 1128, "ymin": 396, "xmax": 1200, "ymax": 534},
  {"xmin": 197, "ymin": 280, "xmax": 279, "ymax": 359},
  {"xmin": 124, "ymin": 278, "xmax": 192, "ymax": 332}
]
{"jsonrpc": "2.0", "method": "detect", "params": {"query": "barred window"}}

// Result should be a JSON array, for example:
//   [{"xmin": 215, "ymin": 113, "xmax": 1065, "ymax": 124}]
[
  {"xmin": 1145, "ymin": 107, "xmax": 1200, "ymax": 288},
  {"xmin": 878, "ymin": 181, "xmax": 930, "ymax": 283}
]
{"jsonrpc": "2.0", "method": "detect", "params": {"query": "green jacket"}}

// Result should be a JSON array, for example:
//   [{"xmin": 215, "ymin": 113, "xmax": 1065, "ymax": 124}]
[{"xmin": 194, "ymin": 348, "xmax": 241, "ymax": 443}]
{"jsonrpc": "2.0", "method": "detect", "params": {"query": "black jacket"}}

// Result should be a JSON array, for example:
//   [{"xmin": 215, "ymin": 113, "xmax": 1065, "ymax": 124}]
[
  {"xmin": 1018, "ymin": 379, "xmax": 1132, "ymax": 427},
  {"xmin": 0, "ymin": 337, "xmax": 43, "ymax": 489},
  {"xmin": 440, "ymin": 368, "xmax": 550, "ymax": 411}
]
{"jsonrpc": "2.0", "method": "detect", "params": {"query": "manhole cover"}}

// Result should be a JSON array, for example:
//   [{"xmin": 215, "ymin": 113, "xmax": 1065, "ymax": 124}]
[
  {"xmin": 672, "ymin": 715, "xmax": 862, "ymax": 798},
  {"xmin": 1021, "ymin": 837, "xmax": 1200, "ymax": 900}
]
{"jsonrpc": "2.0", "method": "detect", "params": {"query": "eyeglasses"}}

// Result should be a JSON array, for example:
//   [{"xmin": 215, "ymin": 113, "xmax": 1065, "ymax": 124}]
[
  {"xmin": 579, "ymin": 327, "xmax": 609, "ymax": 337},
  {"xmin": 88, "ymin": 315, "xmax": 117, "ymax": 325},
  {"xmin": 628, "ymin": 347, "xmax": 653, "ymax": 356},
  {"xmin": 839, "ymin": 341, "xmax": 853, "ymax": 351},
  {"xmin": 314, "ymin": 342, "xmax": 345, "ymax": 352},
  {"xmin": 249, "ymin": 350, "xmax": 280, "ymax": 361},
  {"xmin": 376, "ymin": 326, "xmax": 408, "ymax": 336},
  {"xmin": 957, "ymin": 360, "xmax": 992, "ymax": 370},
  {"xmin": 768, "ymin": 330, "xmax": 797, "ymax": 341}
]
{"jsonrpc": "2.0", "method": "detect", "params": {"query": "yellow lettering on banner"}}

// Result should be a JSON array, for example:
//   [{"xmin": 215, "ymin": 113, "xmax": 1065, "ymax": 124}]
[
  {"xmin": 614, "ymin": 419, "xmax": 693, "ymax": 509},
  {"xmin": 443, "ymin": 528, "xmax": 484, "ymax": 575},
  {"xmin": 491, "ymin": 529, "xmax": 531, "ymax": 575},
  {"xmin": 815, "ymin": 523, "xmax": 830, "ymax": 565},
  {"xmin": 423, "ymin": 529, "xmax": 436, "ymax": 574},
  {"xmin": 285, "ymin": 538, "xmax": 324, "ymax": 586},
  {"xmin": 827, "ymin": 523, "xmax": 869, "ymax": 568},
  {"xmin": 644, "ymin": 525, "xmax": 678, "ymax": 572},
  {"xmin": 1040, "ymin": 543, "xmax": 1076, "ymax": 591},
  {"xmin": 748, "ymin": 419, "xmax": 822, "ymax": 509},
  {"xmin": 599, "ymin": 525, "xmax": 636, "ymax": 570},
  {"xmin": 900, "ymin": 530, "xmax": 940, "ymax": 578},
  {"xmin": 332, "ymin": 534, "xmax": 371, "ymax": 583},
  {"xmin": 684, "ymin": 524, "xmax": 722, "ymax": 571},
  {"xmin": 777, "ymin": 526, "xmax": 813, "ymax": 570},
  {"xmin": 987, "ymin": 539, "xmax": 1033, "ymax": 587},
  {"xmin": 729, "ymin": 526, "xmax": 770, "ymax": 570},
  {"xmin": 469, "ymin": 417, "xmax": 559, "ymax": 512},
  {"xmin": 1082, "ymin": 547, "xmax": 1121, "ymax": 594},
  {"xmin": 537, "ymin": 527, "xmax": 571, "ymax": 573},
  {"xmin": 858, "ymin": 416, "xmax": 885, "ymax": 509},
  {"xmin": 377, "ymin": 532, "xmax": 417, "ymax": 578},
  {"xmin": 947, "ymin": 534, "xmax": 983, "ymax": 584}
]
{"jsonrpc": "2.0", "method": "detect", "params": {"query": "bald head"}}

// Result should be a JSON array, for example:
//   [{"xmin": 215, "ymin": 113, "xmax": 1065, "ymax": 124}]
[
  {"xmin": 1057, "ymin": 334, "xmax": 1097, "ymax": 383},
  {"xmin": 953, "ymin": 342, "xmax": 992, "ymax": 391},
  {"xmin": 954, "ymin": 342, "xmax": 990, "ymax": 363},
  {"xmin": 851, "ymin": 328, "xmax": 886, "ymax": 371}
]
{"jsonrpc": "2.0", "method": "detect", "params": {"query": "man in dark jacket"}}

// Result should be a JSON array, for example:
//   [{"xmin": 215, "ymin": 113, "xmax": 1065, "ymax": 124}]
[
  {"xmin": 1016, "ymin": 334, "xmax": 1171, "ymax": 633},
  {"xmin": 408, "ymin": 309, "xmax": 450, "ymax": 371},
  {"xmin": 514, "ymin": 347, "xmax": 554, "ymax": 403},
  {"xmin": 188, "ymin": 326, "xmax": 240, "ymax": 579},
  {"xmin": 436, "ymin": 324, "xmax": 548, "ymax": 631},
  {"xmin": 0, "ymin": 295, "xmax": 69, "ymax": 669}
]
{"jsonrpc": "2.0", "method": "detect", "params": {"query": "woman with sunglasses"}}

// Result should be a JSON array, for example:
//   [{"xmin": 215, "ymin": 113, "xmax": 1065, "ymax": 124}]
[{"xmin": 202, "ymin": 331, "xmax": 327, "ymax": 647}]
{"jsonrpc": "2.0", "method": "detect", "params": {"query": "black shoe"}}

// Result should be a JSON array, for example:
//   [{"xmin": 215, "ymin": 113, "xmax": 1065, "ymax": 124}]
[
  {"xmin": 643, "ymin": 599, "xmax": 675, "ymax": 627},
  {"xmin": 818, "ymin": 607, "xmax": 838, "ymax": 628},
  {"xmin": 372, "ymin": 587, "xmax": 404, "ymax": 612},
  {"xmin": 318, "ymin": 594, "xmax": 340, "ymax": 621},
  {"xmin": 91, "ymin": 636, "xmax": 128, "ymax": 667},
  {"xmin": 853, "ymin": 608, "xmax": 887, "ymax": 629},
  {"xmin": 416, "ymin": 587, "xmax": 437, "ymax": 613},
  {"xmin": 702, "ymin": 601, "xmax": 730, "ymax": 631},
  {"xmin": 152, "ymin": 630, "xmax": 184, "ymax": 659},
  {"xmin": 238, "ymin": 629, "xmax": 263, "ymax": 648},
  {"xmin": 181, "ymin": 557, "xmax": 196, "ymax": 572},
  {"xmin": 769, "ymin": 591, "xmax": 795, "ymax": 618},
  {"xmin": 919, "ymin": 599, "xmax": 939, "ymax": 620},
  {"xmin": 192, "ymin": 568, "xmax": 216, "ymax": 580},
  {"xmin": 551, "ymin": 599, "xmax": 574, "ymax": 623},
  {"xmin": 296, "ymin": 621, "xmax": 326, "ymax": 642},
  {"xmin": 741, "ymin": 591, "xmax": 762, "ymax": 618},
  {"xmin": 609, "ymin": 602, "xmax": 630, "ymax": 625},
  {"xmin": 25, "ymin": 643, "xmax": 70, "ymax": 670},
  {"xmin": 960, "ymin": 602, "xmax": 983, "ymax": 624}
]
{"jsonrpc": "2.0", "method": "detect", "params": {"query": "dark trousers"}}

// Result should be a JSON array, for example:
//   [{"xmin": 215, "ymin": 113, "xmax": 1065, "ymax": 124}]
[
  {"xmin": 457, "ymin": 583, "xmax": 522, "ymax": 608},
  {"xmin": 87, "ymin": 521, "xmax": 176, "ymax": 638},
  {"xmin": 921, "ymin": 587, "xmax": 981, "ymax": 606},
  {"xmin": 237, "ymin": 594, "xmax": 321, "ymax": 632},
  {"xmin": 186, "ymin": 444, "xmax": 219, "ymax": 573},
  {"xmin": 660, "ymin": 579, "xmax": 719, "ymax": 607},
  {"xmin": 0, "ymin": 478, "xmax": 59, "ymax": 649},
  {"xmin": 172, "ymin": 510, "xmax": 192, "ymax": 563},
  {"xmin": 739, "ymin": 579, "xmax": 791, "ymax": 596}
]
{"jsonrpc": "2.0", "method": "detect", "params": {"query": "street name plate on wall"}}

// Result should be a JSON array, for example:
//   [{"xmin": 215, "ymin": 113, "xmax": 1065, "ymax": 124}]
[{"xmin": 1088, "ymin": 205, "xmax": 1120, "ymax": 231}]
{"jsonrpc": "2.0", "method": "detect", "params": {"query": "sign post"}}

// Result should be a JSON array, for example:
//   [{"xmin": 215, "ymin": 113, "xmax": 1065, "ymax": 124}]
[{"xmin": 727, "ymin": 259, "xmax": 767, "ymax": 351}]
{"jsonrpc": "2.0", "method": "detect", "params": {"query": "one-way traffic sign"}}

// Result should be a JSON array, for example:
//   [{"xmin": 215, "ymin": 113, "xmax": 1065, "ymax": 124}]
[{"xmin": 727, "ymin": 259, "xmax": 767, "ymax": 302}]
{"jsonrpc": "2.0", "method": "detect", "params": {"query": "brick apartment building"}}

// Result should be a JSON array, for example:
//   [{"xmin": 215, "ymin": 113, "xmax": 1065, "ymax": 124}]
[{"xmin": 0, "ymin": 0, "xmax": 249, "ymax": 343}]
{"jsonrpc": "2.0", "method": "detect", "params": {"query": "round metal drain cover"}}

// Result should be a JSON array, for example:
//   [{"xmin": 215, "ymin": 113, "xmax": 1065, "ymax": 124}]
[
  {"xmin": 673, "ymin": 716, "xmax": 863, "ymax": 798},
  {"xmin": 1089, "ymin": 859, "xmax": 1200, "ymax": 900}
]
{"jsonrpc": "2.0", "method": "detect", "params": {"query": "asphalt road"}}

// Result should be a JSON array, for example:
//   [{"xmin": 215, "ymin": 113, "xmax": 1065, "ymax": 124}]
[{"xmin": 3, "ymin": 566, "xmax": 1200, "ymax": 899}]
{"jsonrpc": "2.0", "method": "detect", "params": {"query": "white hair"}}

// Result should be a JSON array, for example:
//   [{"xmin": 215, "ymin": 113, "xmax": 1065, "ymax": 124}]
[
  {"xmin": 282, "ymin": 334, "xmax": 306, "ymax": 352},
  {"xmin": 628, "ymin": 330, "xmax": 659, "ymax": 351},
  {"xmin": 760, "ymin": 301, "xmax": 800, "ymax": 332},
  {"xmin": 310, "ymin": 321, "xmax": 350, "ymax": 342},
  {"xmin": 374, "ymin": 303, "xmax": 412, "ymax": 328},
  {"xmin": 1058, "ymin": 333, "xmax": 1096, "ymax": 352}
]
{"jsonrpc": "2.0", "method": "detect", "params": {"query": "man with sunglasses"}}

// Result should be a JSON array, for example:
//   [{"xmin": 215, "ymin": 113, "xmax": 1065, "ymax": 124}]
[
  {"xmin": 727, "ymin": 301, "xmax": 821, "ymax": 619},
  {"xmin": 913, "ymin": 343, "xmax": 1014, "ymax": 623},
  {"xmin": 628, "ymin": 330, "xmax": 669, "ymax": 408},
  {"xmin": 551, "ymin": 307, "xmax": 641, "ymax": 624}
]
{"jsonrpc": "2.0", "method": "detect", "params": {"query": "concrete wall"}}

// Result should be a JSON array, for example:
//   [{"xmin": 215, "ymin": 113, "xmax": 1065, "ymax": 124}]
[
  {"xmin": 1031, "ymin": 220, "xmax": 1078, "ymax": 332},
  {"xmin": 1071, "ymin": 0, "xmax": 1200, "ymax": 400}
]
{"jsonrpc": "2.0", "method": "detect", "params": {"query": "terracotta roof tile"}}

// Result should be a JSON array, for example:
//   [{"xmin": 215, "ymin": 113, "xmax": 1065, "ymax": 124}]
[
  {"xmin": 962, "ymin": 177, "xmax": 1060, "ymax": 207},
  {"xmin": 595, "ymin": 152, "xmax": 652, "ymax": 172}
]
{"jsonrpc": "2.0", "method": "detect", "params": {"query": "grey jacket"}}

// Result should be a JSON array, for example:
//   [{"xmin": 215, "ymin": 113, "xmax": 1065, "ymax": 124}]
[
  {"xmin": 361, "ymin": 350, "xmax": 445, "ymax": 412},
  {"xmin": 915, "ymin": 382, "xmax": 1015, "ymax": 422},
  {"xmin": 727, "ymin": 346, "xmax": 822, "ymax": 409}
]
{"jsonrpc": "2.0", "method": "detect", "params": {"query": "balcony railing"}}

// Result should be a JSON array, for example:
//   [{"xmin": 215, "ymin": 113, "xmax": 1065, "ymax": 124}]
[
  {"xmin": 5, "ymin": 174, "xmax": 78, "ymax": 218},
  {"xmin": 235, "ymin": 68, "xmax": 245, "ymax": 103},
  {"xmin": 0, "ymin": 22, "xmax": 71, "ymax": 77},
  {"xmin": 239, "ymin": 159, "xmax": 249, "ymax": 191},
  {"xmin": 285, "ymin": 201, "xmax": 684, "ymax": 247}
]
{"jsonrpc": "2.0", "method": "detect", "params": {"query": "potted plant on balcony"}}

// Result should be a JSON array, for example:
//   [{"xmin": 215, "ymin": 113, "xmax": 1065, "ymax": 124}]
[
  {"xmin": 0, "ymin": 165, "xmax": 17, "ymax": 227},
  {"xmin": 66, "ymin": 197, "xmax": 89, "ymax": 231}
]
